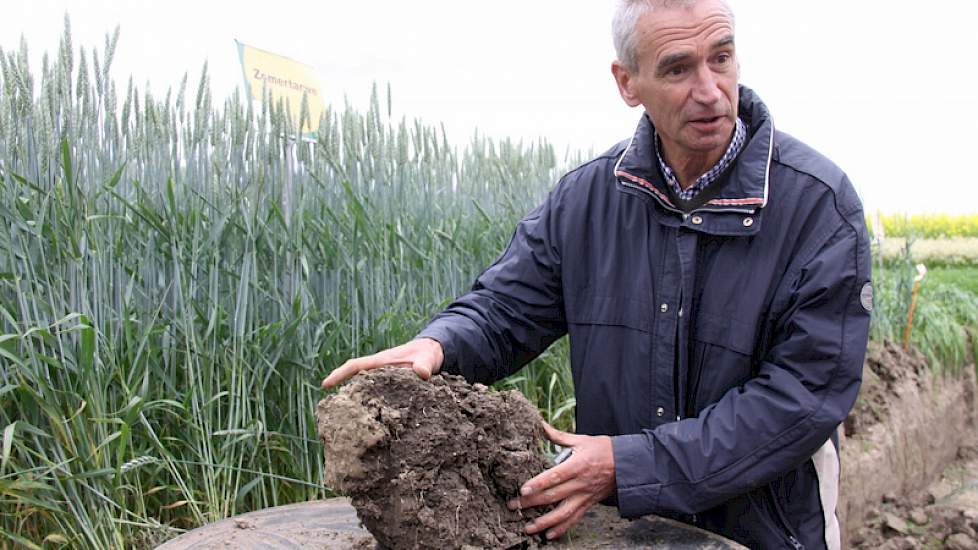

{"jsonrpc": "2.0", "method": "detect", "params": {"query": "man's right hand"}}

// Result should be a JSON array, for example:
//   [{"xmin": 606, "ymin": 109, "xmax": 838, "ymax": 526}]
[{"xmin": 320, "ymin": 338, "xmax": 445, "ymax": 390}]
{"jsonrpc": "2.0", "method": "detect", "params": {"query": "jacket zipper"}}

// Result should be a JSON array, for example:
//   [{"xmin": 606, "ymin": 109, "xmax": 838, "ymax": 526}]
[
  {"xmin": 685, "ymin": 343, "xmax": 707, "ymax": 418},
  {"xmin": 767, "ymin": 485, "xmax": 805, "ymax": 549},
  {"xmin": 673, "ymin": 287, "xmax": 683, "ymax": 421}
]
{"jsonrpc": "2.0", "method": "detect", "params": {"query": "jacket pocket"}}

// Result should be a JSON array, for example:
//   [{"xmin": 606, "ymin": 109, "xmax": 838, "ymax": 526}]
[
  {"xmin": 565, "ymin": 293, "xmax": 652, "ymax": 333},
  {"xmin": 687, "ymin": 312, "xmax": 759, "ymax": 413},
  {"xmin": 693, "ymin": 311, "xmax": 759, "ymax": 355}
]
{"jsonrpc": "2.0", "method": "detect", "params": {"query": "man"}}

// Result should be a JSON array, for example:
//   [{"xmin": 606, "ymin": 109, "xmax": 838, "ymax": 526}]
[{"xmin": 322, "ymin": 0, "xmax": 871, "ymax": 548}]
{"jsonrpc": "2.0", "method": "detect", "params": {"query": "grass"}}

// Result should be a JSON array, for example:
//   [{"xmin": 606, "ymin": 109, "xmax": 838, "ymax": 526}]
[
  {"xmin": 870, "ymin": 243, "xmax": 978, "ymax": 374},
  {"xmin": 922, "ymin": 265, "xmax": 978, "ymax": 369},
  {"xmin": 928, "ymin": 265, "xmax": 978, "ymax": 296},
  {"xmin": 0, "ymin": 19, "xmax": 975, "ymax": 550}
]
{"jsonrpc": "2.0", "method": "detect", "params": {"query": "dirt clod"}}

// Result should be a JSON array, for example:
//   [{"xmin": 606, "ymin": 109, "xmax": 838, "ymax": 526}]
[
  {"xmin": 882, "ymin": 512, "xmax": 910, "ymax": 535},
  {"xmin": 908, "ymin": 508, "xmax": 928, "ymax": 526},
  {"xmin": 946, "ymin": 533, "xmax": 978, "ymax": 550},
  {"xmin": 316, "ymin": 367, "xmax": 553, "ymax": 550}
]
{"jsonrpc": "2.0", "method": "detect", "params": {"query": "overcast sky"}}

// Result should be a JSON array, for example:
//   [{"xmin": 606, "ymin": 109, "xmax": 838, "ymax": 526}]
[{"xmin": 3, "ymin": 1, "xmax": 977, "ymax": 214}]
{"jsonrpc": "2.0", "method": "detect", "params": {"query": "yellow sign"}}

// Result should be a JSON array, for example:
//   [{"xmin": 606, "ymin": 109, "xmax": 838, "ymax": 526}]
[{"xmin": 236, "ymin": 40, "xmax": 324, "ymax": 136}]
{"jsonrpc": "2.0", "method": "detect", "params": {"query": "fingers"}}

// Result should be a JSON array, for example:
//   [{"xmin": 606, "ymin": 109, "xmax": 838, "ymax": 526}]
[
  {"xmin": 541, "ymin": 501, "xmax": 591, "ymax": 540},
  {"xmin": 542, "ymin": 421, "xmax": 577, "ymax": 447},
  {"xmin": 507, "ymin": 477, "xmax": 585, "ymax": 510},
  {"xmin": 412, "ymin": 362, "xmax": 432, "ymax": 380},
  {"xmin": 523, "ymin": 493, "xmax": 592, "ymax": 539},
  {"xmin": 511, "ymin": 433, "xmax": 617, "ymax": 541},
  {"xmin": 321, "ymin": 353, "xmax": 391, "ymax": 389},
  {"xmin": 321, "ymin": 339, "xmax": 444, "ymax": 389},
  {"xmin": 518, "ymin": 459, "xmax": 578, "ymax": 500}
]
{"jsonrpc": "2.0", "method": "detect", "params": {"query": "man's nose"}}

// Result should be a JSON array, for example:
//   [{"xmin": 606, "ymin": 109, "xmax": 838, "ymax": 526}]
[{"xmin": 690, "ymin": 65, "xmax": 723, "ymax": 105}]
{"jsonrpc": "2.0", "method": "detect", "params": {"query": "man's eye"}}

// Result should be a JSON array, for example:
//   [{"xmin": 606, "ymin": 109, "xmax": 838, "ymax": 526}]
[
  {"xmin": 715, "ymin": 53, "xmax": 731, "ymax": 64},
  {"xmin": 668, "ymin": 65, "xmax": 686, "ymax": 76}
]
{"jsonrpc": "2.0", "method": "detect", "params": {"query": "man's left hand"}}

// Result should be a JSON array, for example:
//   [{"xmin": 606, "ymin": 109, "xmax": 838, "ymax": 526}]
[{"xmin": 507, "ymin": 422, "xmax": 616, "ymax": 540}]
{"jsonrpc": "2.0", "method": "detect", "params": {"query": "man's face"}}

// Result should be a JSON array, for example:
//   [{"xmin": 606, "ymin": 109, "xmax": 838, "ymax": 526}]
[{"xmin": 613, "ymin": 0, "xmax": 739, "ymax": 164}]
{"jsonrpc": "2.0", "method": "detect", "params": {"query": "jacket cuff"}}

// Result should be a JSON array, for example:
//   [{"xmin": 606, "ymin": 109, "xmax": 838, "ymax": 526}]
[
  {"xmin": 612, "ymin": 433, "xmax": 661, "ymax": 518},
  {"xmin": 415, "ymin": 324, "xmax": 460, "ymax": 377}
]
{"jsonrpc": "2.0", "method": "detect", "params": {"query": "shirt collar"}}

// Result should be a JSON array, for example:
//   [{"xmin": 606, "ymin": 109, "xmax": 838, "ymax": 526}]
[{"xmin": 653, "ymin": 117, "xmax": 747, "ymax": 202}]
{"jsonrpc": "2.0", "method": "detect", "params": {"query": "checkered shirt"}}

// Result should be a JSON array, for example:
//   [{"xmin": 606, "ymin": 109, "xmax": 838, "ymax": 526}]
[{"xmin": 654, "ymin": 117, "xmax": 747, "ymax": 202}]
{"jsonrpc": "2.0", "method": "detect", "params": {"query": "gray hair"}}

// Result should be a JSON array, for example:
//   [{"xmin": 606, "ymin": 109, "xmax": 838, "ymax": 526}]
[{"xmin": 612, "ymin": 0, "xmax": 735, "ymax": 73}]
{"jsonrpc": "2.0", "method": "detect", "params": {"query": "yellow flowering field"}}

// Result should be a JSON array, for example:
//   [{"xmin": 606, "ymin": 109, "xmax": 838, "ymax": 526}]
[{"xmin": 868, "ymin": 213, "xmax": 978, "ymax": 239}]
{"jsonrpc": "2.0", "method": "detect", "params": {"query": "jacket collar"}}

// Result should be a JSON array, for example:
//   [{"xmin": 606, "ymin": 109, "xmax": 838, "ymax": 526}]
[{"xmin": 613, "ymin": 85, "xmax": 775, "ymax": 214}]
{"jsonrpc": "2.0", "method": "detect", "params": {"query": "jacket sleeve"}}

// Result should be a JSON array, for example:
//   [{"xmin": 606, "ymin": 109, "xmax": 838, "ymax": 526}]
[
  {"xmin": 416, "ymin": 190, "xmax": 567, "ymax": 385},
  {"xmin": 612, "ymin": 207, "xmax": 872, "ymax": 516}
]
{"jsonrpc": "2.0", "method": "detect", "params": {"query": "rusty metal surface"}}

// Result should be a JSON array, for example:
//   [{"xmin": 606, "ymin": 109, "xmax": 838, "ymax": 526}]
[{"xmin": 156, "ymin": 498, "xmax": 747, "ymax": 549}]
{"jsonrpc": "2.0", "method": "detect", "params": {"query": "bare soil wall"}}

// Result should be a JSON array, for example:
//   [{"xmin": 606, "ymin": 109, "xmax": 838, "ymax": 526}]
[{"xmin": 840, "ymin": 342, "xmax": 978, "ymax": 545}]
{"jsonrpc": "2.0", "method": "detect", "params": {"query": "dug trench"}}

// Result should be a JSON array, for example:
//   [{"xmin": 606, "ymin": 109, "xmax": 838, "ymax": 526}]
[{"xmin": 841, "ymin": 340, "xmax": 978, "ymax": 549}]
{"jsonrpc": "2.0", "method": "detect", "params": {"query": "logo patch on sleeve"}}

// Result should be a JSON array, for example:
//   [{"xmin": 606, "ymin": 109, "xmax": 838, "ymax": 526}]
[{"xmin": 860, "ymin": 282, "xmax": 874, "ymax": 312}]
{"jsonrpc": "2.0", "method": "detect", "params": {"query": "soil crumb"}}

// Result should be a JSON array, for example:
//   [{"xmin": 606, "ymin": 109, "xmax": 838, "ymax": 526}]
[{"xmin": 316, "ymin": 367, "xmax": 552, "ymax": 550}]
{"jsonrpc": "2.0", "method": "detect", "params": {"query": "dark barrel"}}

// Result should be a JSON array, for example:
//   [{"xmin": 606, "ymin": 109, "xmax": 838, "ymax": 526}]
[{"xmin": 156, "ymin": 498, "xmax": 747, "ymax": 549}]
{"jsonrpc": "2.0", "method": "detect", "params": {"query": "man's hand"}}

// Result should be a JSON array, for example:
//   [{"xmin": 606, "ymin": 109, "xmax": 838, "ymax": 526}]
[
  {"xmin": 320, "ymin": 338, "xmax": 444, "ymax": 389},
  {"xmin": 507, "ymin": 423, "xmax": 616, "ymax": 540}
]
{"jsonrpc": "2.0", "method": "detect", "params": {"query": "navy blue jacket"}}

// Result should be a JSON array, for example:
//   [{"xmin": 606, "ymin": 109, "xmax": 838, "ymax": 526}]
[{"xmin": 418, "ymin": 86, "xmax": 871, "ymax": 549}]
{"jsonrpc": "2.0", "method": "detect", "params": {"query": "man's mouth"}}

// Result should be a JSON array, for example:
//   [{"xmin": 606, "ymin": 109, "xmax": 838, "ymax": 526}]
[{"xmin": 689, "ymin": 115, "xmax": 725, "ymax": 130}]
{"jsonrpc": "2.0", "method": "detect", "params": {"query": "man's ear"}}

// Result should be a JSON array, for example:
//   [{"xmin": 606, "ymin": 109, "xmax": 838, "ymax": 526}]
[{"xmin": 611, "ymin": 60, "xmax": 642, "ymax": 108}]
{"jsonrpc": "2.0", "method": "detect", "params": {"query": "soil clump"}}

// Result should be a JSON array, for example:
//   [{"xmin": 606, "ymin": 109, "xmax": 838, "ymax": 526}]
[{"xmin": 316, "ymin": 367, "xmax": 552, "ymax": 550}]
